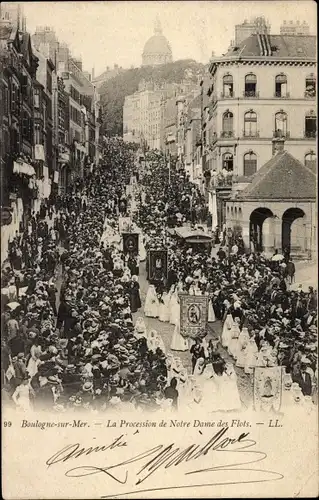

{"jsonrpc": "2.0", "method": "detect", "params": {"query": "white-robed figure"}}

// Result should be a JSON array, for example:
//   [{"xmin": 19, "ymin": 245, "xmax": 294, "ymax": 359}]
[
  {"xmin": 158, "ymin": 291, "xmax": 170, "ymax": 322},
  {"xmin": 169, "ymin": 287, "xmax": 180, "ymax": 326},
  {"xmin": 170, "ymin": 314, "xmax": 188, "ymax": 352},
  {"xmin": 227, "ymin": 317, "xmax": 241, "ymax": 359},
  {"xmin": 153, "ymin": 331, "xmax": 166, "ymax": 354},
  {"xmin": 236, "ymin": 327, "xmax": 250, "ymax": 368},
  {"xmin": 221, "ymin": 313, "xmax": 234, "ymax": 348},
  {"xmin": 207, "ymin": 295, "xmax": 216, "ymax": 323},
  {"xmin": 134, "ymin": 317, "xmax": 147, "ymax": 340},
  {"xmin": 131, "ymin": 222, "xmax": 146, "ymax": 262},
  {"xmin": 244, "ymin": 336, "xmax": 258, "ymax": 374},
  {"xmin": 219, "ymin": 363, "xmax": 242, "ymax": 411},
  {"xmin": 26, "ymin": 341, "xmax": 42, "ymax": 378},
  {"xmin": 147, "ymin": 330, "xmax": 157, "ymax": 352},
  {"xmin": 144, "ymin": 284, "xmax": 159, "ymax": 318}
]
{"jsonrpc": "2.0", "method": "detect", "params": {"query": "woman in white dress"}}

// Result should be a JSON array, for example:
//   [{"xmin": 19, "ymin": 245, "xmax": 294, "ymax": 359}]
[
  {"xmin": 169, "ymin": 289, "xmax": 180, "ymax": 326},
  {"xmin": 170, "ymin": 315, "xmax": 188, "ymax": 352},
  {"xmin": 236, "ymin": 327, "xmax": 250, "ymax": 368},
  {"xmin": 244, "ymin": 336, "xmax": 258, "ymax": 375},
  {"xmin": 144, "ymin": 285, "xmax": 159, "ymax": 318},
  {"xmin": 134, "ymin": 317, "xmax": 147, "ymax": 339},
  {"xmin": 12, "ymin": 376, "xmax": 34, "ymax": 412},
  {"xmin": 221, "ymin": 363, "xmax": 242, "ymax": 411},
  {"xmin": 27, "ymin": 339, "xmax": 42, "ymax": 378},
  {"xmin": 207, "ymin": 296, "xmax": 216, "ymax": 323},
  {"xmin": 147, "ymin": 330, "xmax": 157, "ymax": 352},
  {"xmin": 193, "ymin": 357, "xmax": 206, "ymax": 382},
  {"xmin": 158, "ymin": 292, "xmax": 170, "ymax": 322},
  {"xmin": 221, "ymin": 314, "xmax": 234, "ymax": 348},
  {"xmin": 227, "ymin": 317, "xmax": 241, "ymax": 359},
  {"xmin": 153, "ymin": 332, "xmax": 166, "ymax": 354},
  {"xmin": 139, "ymin": 236, "xmax": 147, "ymax": 262}
]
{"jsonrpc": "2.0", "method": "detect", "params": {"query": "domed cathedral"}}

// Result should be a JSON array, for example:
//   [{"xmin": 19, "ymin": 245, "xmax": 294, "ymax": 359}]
[{"xmin": 142, "ymin": 17, "xmax": 173, "ymax": 67}]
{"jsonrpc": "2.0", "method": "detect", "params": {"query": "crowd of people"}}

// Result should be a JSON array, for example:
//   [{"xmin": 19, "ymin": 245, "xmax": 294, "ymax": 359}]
[{"xmin": 1, "ymin": 142, "xmax": 317, "ymax": 414}]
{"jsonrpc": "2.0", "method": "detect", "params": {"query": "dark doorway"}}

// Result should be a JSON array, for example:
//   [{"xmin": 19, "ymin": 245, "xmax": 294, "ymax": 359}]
[
  {"xmin": 282, "ymin": 208, "xmax": 305, "ymax": 254},
  {"xmin": 250, "ymin": 207, "xmax": 274, "ymax": 252}
]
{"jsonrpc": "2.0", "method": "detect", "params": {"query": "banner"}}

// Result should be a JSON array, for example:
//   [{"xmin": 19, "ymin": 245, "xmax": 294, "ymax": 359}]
[
  {"xmin": 148, "ymin": 249, "xmax": 168, "ymax": 282},
  {"xmin": 118, "ymin": 216, "xmax": 131, "ymax": 233},
  {"xmin": 123, "ymin": 232, "xmax": 139, "ymax": 255},
  {"xmin": 179, "ymin": 294, "xmax": 208, "ymax": 339},
  {"xmin": 253, "ymin": 366, "xmax": 284, "ymax": 412}
]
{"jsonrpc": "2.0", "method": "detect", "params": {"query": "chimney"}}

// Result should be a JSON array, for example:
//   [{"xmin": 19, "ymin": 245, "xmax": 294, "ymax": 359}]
[
  {"xmin": 92, "ymin": 67, "xmax": 95, "ymax": 79},
  {"xmin": 272, "ymin": 135, "xmax": 285, "ymax": 155}
]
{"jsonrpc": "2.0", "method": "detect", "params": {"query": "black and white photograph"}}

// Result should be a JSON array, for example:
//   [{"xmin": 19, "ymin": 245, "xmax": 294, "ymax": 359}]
[{"xmin": 1, "ymin": 1, "xmax": 317, "ymax": 498}]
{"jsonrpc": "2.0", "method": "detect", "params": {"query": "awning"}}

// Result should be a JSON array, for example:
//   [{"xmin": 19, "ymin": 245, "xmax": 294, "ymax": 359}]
[{"xmin": 13, "ymin": 161, "xmax": 35, "ymax": 177}]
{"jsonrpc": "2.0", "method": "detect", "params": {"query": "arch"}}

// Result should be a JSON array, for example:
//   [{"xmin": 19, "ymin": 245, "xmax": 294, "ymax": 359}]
[
  {"xmin": 222, "ymin": 152, "xmax": 233, "ymax": 171},
  {"xmin": 305, "ymin": 111, "xmax": 316, "ymax": 138},
  {"xmin": 250, "ymin": 207, "xmax": 274, "ymax": 252},
  {"xmin": 222, "ymin": 73, "xmax": 234, "ymax": 97},
  {"xmin": 244, "ymin": 73, "xmax": 257, "ymax": 97},
  {"xmin": 243, "ymin": 151, "xmax": 257, "ymax": 176},
  {"xmin": 244, "ymin": 110, "xmax": 257, "ymax": 136},
  {"xmin": 282, "ymin": 208, "xmax": 306, "ymax": 255},
  {"xmin": 305, "ymin": 150, "xmax": 316, "ymax": 170},
  {"xmin": 275, "ymin": 73, "xmax": 288, "ymax": 97},
  {"xmin": 222, "ymin": 111, "xmax": 233, "ymax": 135},
  {"xmin": 274, "ymin": 110, "xmax": 288, "ymax": 137}
]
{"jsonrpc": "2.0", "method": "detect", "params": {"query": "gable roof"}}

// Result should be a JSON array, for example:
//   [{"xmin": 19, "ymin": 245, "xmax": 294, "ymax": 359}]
[
  {"xmin": 223, "ymin": 33, "xmax": 316, "ymax": 60},
  {"xmin": 236, "ymin": 150, "xmax": 316, "ymax": 200}
]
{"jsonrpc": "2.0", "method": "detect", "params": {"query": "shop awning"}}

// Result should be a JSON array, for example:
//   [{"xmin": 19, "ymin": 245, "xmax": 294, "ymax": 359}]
[{"xmin": 13, "ymin": 161, "xmax": 35, "ymax": 177}]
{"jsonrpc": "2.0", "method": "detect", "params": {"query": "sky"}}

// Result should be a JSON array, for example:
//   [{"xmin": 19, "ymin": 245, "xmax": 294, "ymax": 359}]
[{"xmin": 19, "ymin": 1, "xmax": 317, "ymax": 77}]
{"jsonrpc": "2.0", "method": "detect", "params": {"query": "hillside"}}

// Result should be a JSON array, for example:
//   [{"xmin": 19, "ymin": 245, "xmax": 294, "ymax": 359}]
[{"xmin": 99, "ymin": 59, "xmax": 205, "ymax": 137}]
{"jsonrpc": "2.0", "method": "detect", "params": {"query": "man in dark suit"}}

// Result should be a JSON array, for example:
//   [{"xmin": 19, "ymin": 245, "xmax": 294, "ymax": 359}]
[{"xmin": 292, "ymin": 363, "xmax": 312, "ymax": 396}]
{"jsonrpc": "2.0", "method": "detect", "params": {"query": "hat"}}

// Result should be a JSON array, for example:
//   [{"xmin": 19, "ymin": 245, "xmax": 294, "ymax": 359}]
[
  {"xmin": 82, "ymin": 381, "xmax": 93, "ymax": 392},
  {"xmin": 17, "ymin": 353, "xmax": 25, "ymax": 359},
  {"xmin": 47, "ymin": 376, "xmax": 60, "ymax": 385}
]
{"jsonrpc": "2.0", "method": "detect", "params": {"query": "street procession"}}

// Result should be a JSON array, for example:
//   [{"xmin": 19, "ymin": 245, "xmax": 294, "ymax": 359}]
[
  {"xmin": 1, "ymin": 138, "xmax": 317, "ymax": 415},
  {"xmin": 0, "ymin": 4, "xmax": 317, "ymax": 418}
]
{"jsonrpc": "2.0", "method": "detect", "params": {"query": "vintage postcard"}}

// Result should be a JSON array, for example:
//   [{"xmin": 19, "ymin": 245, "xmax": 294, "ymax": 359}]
[{"xmin": 1, "ymin": 0, "xmax": 318, "ymax": 498}]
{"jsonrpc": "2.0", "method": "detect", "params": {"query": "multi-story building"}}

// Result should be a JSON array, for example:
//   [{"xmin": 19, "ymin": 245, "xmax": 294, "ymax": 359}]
[
  {"xmin": 205, "ymin": 32, "xmax": 316, "ymax": 226},
  {"xmin": 0, "ymin": 9, "xmax": 40, "ymax": 262},
  {"xmin": 53, "ymin": 75, "xmax": 70, "ymax": 193},
  {"xmin": 280, "ymin": 20, "xmax": 310, "ymax": 36},
  {"xmin": 33, "ymin": 46, "xmax": 56, "ymax": 201}
]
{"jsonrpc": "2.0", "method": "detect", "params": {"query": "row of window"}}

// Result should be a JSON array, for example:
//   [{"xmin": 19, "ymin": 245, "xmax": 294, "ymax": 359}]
[
  {"xmin": 221, "ymin": 150, "xmax": 316, "ymax": 177},
  {"xmin": 70, "ymin": 105, "xmax": 82, "ymax": 126},
  {"xmin": 221, "ymin": 110, "xmax": 317, "ymax": 138},
  {"xmin": 220, "ymin": 72, "xmax": 316, "ymax": 98}
]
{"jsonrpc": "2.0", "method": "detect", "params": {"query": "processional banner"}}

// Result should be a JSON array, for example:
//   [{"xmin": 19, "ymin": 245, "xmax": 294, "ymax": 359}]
[
  {"xmin": 123, "ymin": 233, "xmax": 139, "ymax": 255},
  {"xmin": 118, "ymin": 216, "xmax": 131, "ymax": 233},
  {"xmin": 148, "ymin": 249, "xmax": 168, "ymax": 282},
  {"xmin": 253, "ymin": 366, "xmax": 284, "ymax": 412},
  {"xmin": 179, "ymin": 294, "xmax": 208, "ymax": 339}
]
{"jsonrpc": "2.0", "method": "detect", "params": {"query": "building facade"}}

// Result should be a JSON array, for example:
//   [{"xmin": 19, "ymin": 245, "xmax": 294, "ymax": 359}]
[
  {"xmin": 234, "ymin": 17, "xmax": 270, "ymax": 46},
  {"xmin": 204, "ymin": 32, "xmax": 316, "ymax": 226},
  {"xmin": 280, "ymin": 20, "xmax": 310, "ymax": 36}
]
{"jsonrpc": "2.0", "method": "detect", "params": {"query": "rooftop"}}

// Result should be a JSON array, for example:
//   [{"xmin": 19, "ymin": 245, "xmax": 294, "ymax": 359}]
[
  {"xmin": 235, "ymin": 150, "xmax": 316, "ymax": 200},
  {"xmin": 223, "ymin": 33, "xmax": 316, "ymax": 59}
]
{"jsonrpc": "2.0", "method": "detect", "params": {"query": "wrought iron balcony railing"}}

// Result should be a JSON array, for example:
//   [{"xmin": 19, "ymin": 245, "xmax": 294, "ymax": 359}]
[{"xmin": 243, "ymin": 90, "xmax": 259, "ymax": 98}]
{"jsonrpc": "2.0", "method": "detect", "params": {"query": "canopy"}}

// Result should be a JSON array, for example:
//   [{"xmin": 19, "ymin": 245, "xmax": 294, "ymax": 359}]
[{"xmin": 170, "ymin": 226, "xmax": 212, "ymax": 244}]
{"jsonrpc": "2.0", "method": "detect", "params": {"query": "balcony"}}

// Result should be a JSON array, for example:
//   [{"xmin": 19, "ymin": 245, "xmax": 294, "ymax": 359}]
[
  {"xmin": 221, "ymin": 91, "xmax": 235, "ymax": 98},
  {"xmin": 304, "ymin": 89, "xmax": 316, "ymax": 99},
  {"xmin": 220, "ymin": 131, "xmax": 234, "ymax": 138},
  {"xmin": 274, "ymin": 92, "xmax": 290, "ymax": 98},
  {"xmin": 243, "ymin": 130, "xmax": 260, "ymax": 138},
  {"xmin": 243, "ymin": 90, "xmax": 259, "ymax": 98},
  {"xmin": 273, "ymin": 130, "xmax": 290, "ymax": 139},
  {"xmin": 304, "ymin": 131, "xmax": 316, "ymax": 139},
  {"xmin": 212, "ymin": 172, "xmax": 233, "ymax": 189}
]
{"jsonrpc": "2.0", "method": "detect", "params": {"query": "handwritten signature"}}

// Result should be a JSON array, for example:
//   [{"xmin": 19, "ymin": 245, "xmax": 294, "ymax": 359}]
[{"xmin": 46, "ymin": 427, "xmax": 283, "ymax": 497}]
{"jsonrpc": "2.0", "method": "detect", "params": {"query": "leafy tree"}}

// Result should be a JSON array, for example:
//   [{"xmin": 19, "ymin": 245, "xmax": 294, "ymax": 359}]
[{"xmin": 99, "ymin": 59, "xmax": 205, "ymax": 137}]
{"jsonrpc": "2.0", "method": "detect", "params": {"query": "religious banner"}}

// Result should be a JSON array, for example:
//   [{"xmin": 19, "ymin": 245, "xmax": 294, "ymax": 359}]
[
  {"xmin": 253, "ymin": 366, "xmax": 284, "ymax": 412},
  {"xmin": 123, "ymin": 233, "xmax": 139, "ymax": 255},
  {"xmin": 118, "ymin": 216, "xmax": 131, "ymax": 233},
  {"xmin": 179, "ymin": 294, "xmax": 208, "ymax": 339},
  {"xmin": 148, "ymin": 249, "xmax": 168, "ymax": 282}
]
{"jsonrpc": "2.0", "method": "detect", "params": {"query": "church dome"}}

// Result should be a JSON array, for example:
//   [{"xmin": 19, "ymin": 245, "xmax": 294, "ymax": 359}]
[{"xmin": 142, "ymin": 18, "xmax": 173, "ymax": 67}]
